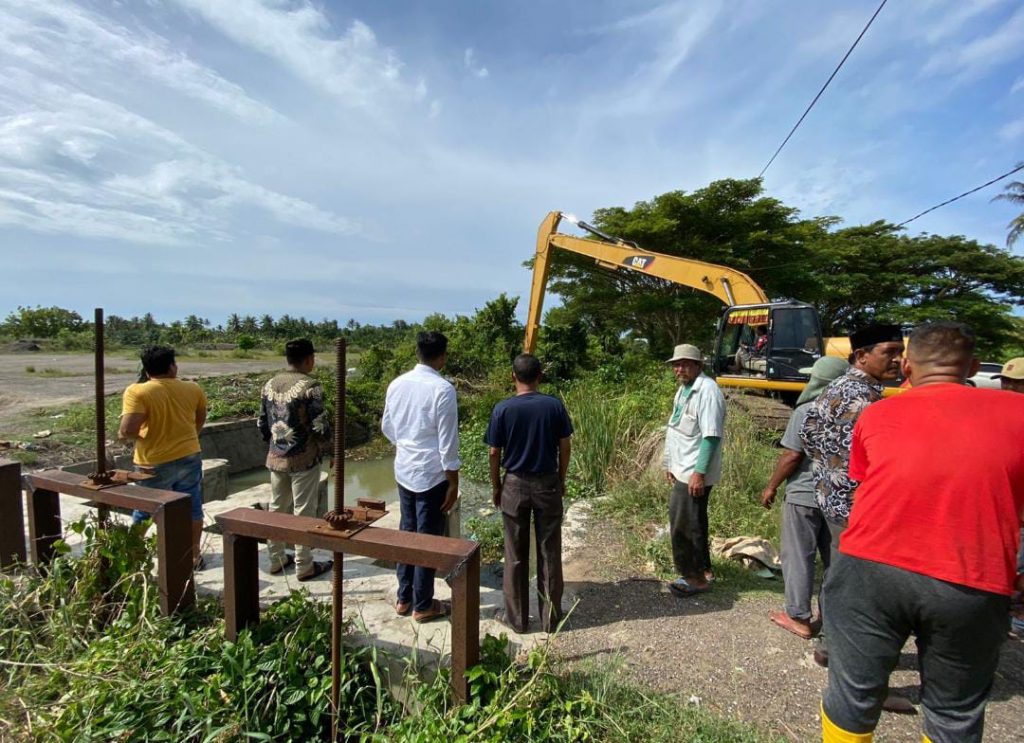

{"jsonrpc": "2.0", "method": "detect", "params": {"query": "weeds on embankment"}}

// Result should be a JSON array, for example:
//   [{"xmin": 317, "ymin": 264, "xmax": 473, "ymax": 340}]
[{"xmin": 0, "ymin": 516, "xmax": 778, "ymax": 742}]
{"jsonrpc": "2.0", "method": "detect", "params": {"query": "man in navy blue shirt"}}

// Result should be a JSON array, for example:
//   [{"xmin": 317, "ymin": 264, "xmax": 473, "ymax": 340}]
[{"xmin": 485, "ymin": 353, "xmax": 574, "ymax": 633}]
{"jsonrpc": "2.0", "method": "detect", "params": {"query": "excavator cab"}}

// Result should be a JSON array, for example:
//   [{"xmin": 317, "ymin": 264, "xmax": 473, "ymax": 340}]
[{"xmin": 711, "ymin": 301, "xmax": 825, "ymax": 384}]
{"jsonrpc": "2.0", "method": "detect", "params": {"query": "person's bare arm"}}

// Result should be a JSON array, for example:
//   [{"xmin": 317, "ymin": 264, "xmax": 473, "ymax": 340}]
[
  {"xmin": 119, "ymin": 413, "xmax": 145, "ymax": 441},
  {"xmin": 489, "ymin": 447, "xmax": 503, "ymax": 507},
  {"xmin": 442, "ymin": 469, "xmax": 459, "ymax": 514},
  {"xmin": 558, "ymin": 437, "xmax": 571, "ymax": 495},
  {"xmin": 761, "ymin": 449, "xmax": 803, "ymax": 508}
]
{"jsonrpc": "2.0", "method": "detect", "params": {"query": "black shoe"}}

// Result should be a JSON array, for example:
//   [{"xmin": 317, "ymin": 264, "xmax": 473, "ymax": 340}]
[{"xmin": 813, "ymin": 648, "xmax": 829, "ymax": 668}]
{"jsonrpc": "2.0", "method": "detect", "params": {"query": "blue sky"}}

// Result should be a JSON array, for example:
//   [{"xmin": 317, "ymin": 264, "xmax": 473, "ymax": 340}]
[{"xmin": 1, "ymin": 0, "xmax": 1021, "ymax": 325}]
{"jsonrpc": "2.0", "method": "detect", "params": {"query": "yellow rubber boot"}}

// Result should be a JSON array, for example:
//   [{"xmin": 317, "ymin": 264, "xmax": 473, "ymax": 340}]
[{"xmin": 822, "ymin": 703, "xmax": 873, "ymax": 742}]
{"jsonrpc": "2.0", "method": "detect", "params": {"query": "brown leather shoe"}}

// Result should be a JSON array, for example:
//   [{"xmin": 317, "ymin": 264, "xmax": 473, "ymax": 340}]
[
  {"xmin": 769, "ymin": 609, "xmax": 814, "ymax": 639},
  {"xmin": 413, "ymin": 599, "xmax": 451, "ymax": 623}
]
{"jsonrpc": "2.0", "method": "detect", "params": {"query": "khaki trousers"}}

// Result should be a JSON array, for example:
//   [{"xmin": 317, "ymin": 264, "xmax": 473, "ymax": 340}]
[{"xmin": 268, "ymin": 465, "xmax": 321, "ymax": 573}]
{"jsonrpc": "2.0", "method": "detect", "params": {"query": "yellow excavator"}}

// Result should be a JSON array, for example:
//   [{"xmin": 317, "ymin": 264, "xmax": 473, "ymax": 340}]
[{"xmin": 524, "ymin": 211, "xmax": 858, "ymax": 399}]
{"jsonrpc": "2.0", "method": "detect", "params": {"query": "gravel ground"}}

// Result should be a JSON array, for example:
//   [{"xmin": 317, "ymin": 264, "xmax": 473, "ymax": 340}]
[
  {"xmin": 554, "ymin": 518, "xmax": 1024, "ymax": 742},
  {"xmin": 0, "ymin": 352, "xmax": 282, "ymax": 419}
]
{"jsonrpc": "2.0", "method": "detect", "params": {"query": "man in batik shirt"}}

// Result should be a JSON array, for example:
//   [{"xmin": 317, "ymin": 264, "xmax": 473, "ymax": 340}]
[
  {"xmin": 258, "ymin": 338, "xmax": 333, "ymax": 581},
  {"xmin": 800, "ymin": 324, "xmax": 903, "ymax": 665}
]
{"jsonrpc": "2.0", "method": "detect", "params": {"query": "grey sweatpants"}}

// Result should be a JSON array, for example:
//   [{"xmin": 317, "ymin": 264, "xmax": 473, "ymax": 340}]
[
  {"xmin": 780, "ymin": 501, "xmax": 831, "ymax": 621},
  {"xmin": 822, "ymin": 553, "xmax": 1009, "ymax": 742}
]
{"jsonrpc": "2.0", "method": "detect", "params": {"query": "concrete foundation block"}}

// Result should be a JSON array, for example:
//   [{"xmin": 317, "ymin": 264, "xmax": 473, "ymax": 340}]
[{"xmin": 201, "ymin": 459, "xmax": 230, "ymax": 503}]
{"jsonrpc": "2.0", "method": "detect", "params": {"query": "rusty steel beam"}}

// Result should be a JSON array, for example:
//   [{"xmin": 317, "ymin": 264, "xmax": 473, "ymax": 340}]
[
  {"xmin": 25, "ymin": 485, "xmax": 61, "ymax": 567},
  {"xmin": 22, "ymin": 471, "xmax": 195, "ymax": 615},
  {"xmin": 449, "ymin": 545, "xmax": 481, "ymax": 703},
  {"xmin": 153, "ymin": 496, "xmax": 196, "ymax": 614},
  {"xmin": 215, "ymin": 507, "xmax": 482, "ymax": 700},
  {"xmin": 223, "ymin": 532, "xmax": 260, "ymax": 641},
  {"xmin": 0, "ymin": 459, "xmax": 27, "ymax": 568},
  {"xmin": 217, "ymin": 508, "xmax": 473, "ymax": 571}
]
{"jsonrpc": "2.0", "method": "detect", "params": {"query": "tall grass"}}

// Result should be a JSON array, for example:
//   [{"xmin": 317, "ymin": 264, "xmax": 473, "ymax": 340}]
[
  {"xmin": 0, "ymin": 516, "xmax": 779, "ymax": 742},
  {"xmin": 560, "ymin": 371, "xmax": 673, "ymax": 496}
]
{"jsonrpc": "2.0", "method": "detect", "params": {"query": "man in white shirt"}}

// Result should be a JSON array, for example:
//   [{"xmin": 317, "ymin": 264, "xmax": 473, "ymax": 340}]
[
  {"xmin": 381, "ymin": 331, "xmax": 461, "ymax": 622},
  {"xmin": 663, "ymin": 343, "xmax": 726, "ymax": 597}
]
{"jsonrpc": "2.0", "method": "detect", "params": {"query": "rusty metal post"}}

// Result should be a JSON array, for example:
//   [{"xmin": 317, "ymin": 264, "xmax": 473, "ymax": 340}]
[
  {"xmin": 450, "ymin": 546, "xmax": 481, "ymax": 702},
  {"xmin": 223, "ymin": 531, "xmax": 259, "ymax": 640},
  {"xmin": 331, "ymin": 337, "xmax": 346, "ymax": 741},
  {"xmin": 0, "ymin": 459, "xmax": 26, "ymax": 568},
  {"xmin": 153, "ymin": 498, "xmax": 196, "ymax": 614},
  {"xmin": 26, "ymin": 486, "xmax": 61, "ymax": 566},
  {"xmin": 94, "ymin": 308, "xmax": 106, "ymax": 478},
  {"xmin": 89, "ymin": 308, "xmax": 114, "ymax": 497}
]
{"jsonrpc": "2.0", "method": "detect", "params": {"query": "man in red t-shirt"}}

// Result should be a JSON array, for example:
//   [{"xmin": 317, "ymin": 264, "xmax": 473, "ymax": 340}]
[{"xmin": 820, "ymin": 322, "xmax": 1024, "ymax": 743}]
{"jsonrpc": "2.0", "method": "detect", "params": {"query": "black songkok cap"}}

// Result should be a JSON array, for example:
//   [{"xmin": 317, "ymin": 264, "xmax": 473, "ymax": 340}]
[
  {"xmin": 285, "ymin": 338, "xmax": 315, "ymax": 358},
  {"xmin": 849, "ymin": 324, "xmax": 902, "ymax": 351}
]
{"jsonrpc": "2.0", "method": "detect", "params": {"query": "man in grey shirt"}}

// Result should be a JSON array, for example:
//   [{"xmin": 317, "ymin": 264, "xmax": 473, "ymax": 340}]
[{"xmin": 761, "ymin": 356, "xmax": 848, "ymax": 639}]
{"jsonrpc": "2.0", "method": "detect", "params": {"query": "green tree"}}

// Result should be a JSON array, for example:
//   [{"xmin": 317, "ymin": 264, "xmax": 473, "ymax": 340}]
[
  {"xmin": 993, "ymin": 164, "xmax": 1024, "ymax": 248},
  {"xmin": 2, "ymin": 306, "xmax": 85, "ymax": 337},
  {"xmin": 545, "ymin": 179, "xmax": 827, "ymax": 356},
  {"xmin": 544, "ymin": 179, "xmax": 1024, "ymax": 359}
]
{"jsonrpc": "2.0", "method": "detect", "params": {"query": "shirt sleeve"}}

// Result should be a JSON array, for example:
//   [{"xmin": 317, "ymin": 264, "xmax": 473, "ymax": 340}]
[
  {"xmin": 195, "ymin": 384, "xmax": 208, "ymax": 413},
  {"xmin": 380, "ymin": 384, "xmax": 396, "ymax": 444},
  {"xmin": 696, "ymin": 385, "xmax": 726, "ymax": 438},
  {"xmin": 483, "ymin": 405, "xmax": 505, "ymax": 448},
  {"xmin": 848, "ymin": 416, "xmax": 869, "ymax": 482},
  {"xmin": 122, "ymin": 384, "xmax": 145, "ymax": 415},
  {"xmin": 780, "ymin": 406, "xmax": 806, "ymax": 452},
  {"xmin": 307, "ymin": 382, "xmax": 331, "ymax": 441},
  {"xmin": 436, "ymin": 384, "xmax": 461, "ymax": 471}
]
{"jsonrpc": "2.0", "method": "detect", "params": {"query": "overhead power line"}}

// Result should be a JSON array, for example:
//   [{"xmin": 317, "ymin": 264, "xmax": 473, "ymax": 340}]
[
  {"xmin": 897, "ymin": 163, "xmax": 1024, "ymax": 228},
  {"xmin": 758, "ymin": 0, "xmax": 888, "ymax": 178}
]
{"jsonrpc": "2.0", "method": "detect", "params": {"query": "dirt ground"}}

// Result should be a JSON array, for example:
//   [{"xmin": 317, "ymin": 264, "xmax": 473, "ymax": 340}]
[
  {"xmin": 0, "ymin": 352, "xmax": 282, "ymax": 419},
  {"xmin": 555, "ymin": 518, "xmax": 1024, "ymax": 742}
]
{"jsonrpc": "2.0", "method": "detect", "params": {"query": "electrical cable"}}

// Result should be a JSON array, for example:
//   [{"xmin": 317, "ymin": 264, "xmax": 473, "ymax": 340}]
[
  {"xmin": 897, "ymin": 163, "xmax": 1024, "ymax": 228},
  {"xmin": 759, "ymin": 0, "xmax": 888, "ymax": 178}
]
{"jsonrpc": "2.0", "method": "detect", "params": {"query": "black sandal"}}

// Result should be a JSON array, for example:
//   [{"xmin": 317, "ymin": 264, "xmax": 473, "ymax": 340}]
[{"xmin": 297, "ymin": 560, "xmax": 334, "ymax": 582}]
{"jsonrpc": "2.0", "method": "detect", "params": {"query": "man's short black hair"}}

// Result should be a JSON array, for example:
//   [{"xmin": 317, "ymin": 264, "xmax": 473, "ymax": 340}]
[
  {"xmin": 907, "ymin": 321, "xmax": 976, "ymax": 365},
  {"xmin": 285, "ymin": 338, "xmax": 315, "ymax": 365},
  {"xmin": 416, "ymin": 331, "xmax": 448, "ymax": 362},
  {"xmin": 512, "ymin": 353, "xmax": 542, "ymax": 384},
  {"xmin": 140, "ymin": 345, "xmax": 176, "ymax": 376}
]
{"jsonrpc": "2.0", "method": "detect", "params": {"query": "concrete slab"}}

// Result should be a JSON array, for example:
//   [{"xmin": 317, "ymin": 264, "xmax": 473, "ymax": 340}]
[{"xmin": 19, "ymin": 482, "xmax": 592, "ymax": 673}]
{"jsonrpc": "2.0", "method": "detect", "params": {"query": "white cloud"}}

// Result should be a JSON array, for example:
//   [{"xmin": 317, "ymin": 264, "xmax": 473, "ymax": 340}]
[
  {"xmin": 0, "ymin": 74, "xmax": 359, "ymax": 245},
  {"xmin": 170, "ymin": 0, "xmax": 425, "ymax": 109},
  {"xmin": 999, "ymin": 118, "xmax": 1024, "ymax": 141},
  {"xmin": 1012, "ymin": 77, "xmax": 1024, "ymax": 94},
  {"xmin": 0, "ymin": 0, "xmax": 279, "ymax": 123},
  {"xmin": 464, "ymin": 48, "xmax": 489, "ymax": 78},
  {"xmin": 921, "ymin": 5, "xmax": 1024, "ymax": 82}
]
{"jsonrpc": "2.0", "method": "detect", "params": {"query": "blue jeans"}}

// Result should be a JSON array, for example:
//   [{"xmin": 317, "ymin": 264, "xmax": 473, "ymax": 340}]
[
  {"xmin": 396, "ymin": 479, "xmax": 447, "ymax": 612},
  {"xmin": 131, "ymin": 452, "xmax": 204, "ymax": 523}
]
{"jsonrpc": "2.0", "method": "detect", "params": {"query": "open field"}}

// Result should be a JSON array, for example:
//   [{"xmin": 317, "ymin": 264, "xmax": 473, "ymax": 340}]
[{"xmin": 0, "ymin": 351, "xmax": 283, "ymax": 420}]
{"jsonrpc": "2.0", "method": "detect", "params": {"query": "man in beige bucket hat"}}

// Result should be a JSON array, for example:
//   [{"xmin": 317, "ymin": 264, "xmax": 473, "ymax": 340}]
[
  {"xmin": 997, "ymin": 357, "xmax": 1024, "ymax": 394},
  {"xmin": 663, "ymin": 343, "xmax": 726, "ymax": 597}
]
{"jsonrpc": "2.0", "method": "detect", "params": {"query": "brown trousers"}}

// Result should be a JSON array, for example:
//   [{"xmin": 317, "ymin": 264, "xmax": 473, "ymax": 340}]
[{"xmin": 501, "ymin": 472, "xmax": 564, "ymax": 633}]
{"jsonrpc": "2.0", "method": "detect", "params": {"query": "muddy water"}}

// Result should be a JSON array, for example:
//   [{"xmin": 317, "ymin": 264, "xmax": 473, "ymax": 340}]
[
  {"xmin": 227, "ymin": 456, "xmax": 398, "ymax": 501},
  {"xmin": 228, "ymin": 455, "xmax": 491, "ymax": 512}
]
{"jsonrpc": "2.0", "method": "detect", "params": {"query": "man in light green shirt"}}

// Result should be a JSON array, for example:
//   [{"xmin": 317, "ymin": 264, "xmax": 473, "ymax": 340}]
[{"xmin": 663, "ymin": 343, "xmax": 725, "ymax": 597}]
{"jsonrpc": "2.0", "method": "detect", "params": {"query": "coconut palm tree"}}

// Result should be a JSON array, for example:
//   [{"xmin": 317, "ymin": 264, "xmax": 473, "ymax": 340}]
[{"xmin": 994, "ymin": 162, "xmax": 1024, "ymax": 248}]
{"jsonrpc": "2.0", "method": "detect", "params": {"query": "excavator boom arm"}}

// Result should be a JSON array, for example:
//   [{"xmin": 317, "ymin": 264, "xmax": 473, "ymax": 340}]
[{"xmin": 524, "ymin": 211, "xmax": 770, "ymax": 352}]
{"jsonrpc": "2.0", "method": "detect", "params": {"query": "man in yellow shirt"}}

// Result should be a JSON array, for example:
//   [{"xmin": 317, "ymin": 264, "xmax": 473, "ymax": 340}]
[{"xmin": 119, "ymin": 346, "xmax": 207, "ymax": 566}]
